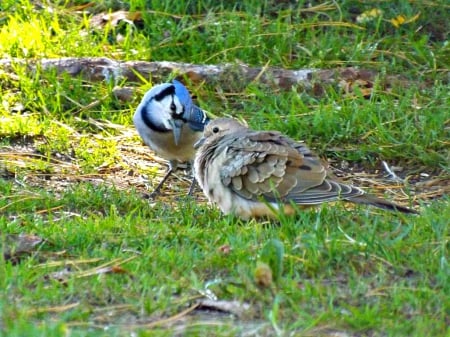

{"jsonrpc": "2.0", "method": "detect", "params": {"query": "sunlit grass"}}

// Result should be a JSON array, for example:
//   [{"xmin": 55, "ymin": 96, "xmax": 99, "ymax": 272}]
[{"xmin": 0, "ymin": 0, "xmax": 448, "ymax": 336}]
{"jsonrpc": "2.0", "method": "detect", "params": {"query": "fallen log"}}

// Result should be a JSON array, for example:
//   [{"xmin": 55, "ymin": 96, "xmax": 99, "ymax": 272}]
[{"xmin": 0, "ymin": 57, "xmax": 380, "ymax": 89}]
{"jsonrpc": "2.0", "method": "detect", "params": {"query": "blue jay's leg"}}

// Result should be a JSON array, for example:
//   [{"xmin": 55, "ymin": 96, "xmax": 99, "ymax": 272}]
[
  {"xmin": 187, "ymin": 167, "xmax": 197, "ymax": 196},
  {"xmin": 148, "ymin": 160, "xmax": 178, "ymax": 198}
]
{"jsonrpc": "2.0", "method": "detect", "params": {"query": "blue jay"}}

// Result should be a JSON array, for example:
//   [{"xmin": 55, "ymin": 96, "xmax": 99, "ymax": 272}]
[
  {"xmin": 133, "ymin": 80, "xmax": 209, "ymax": 196},
  {"xmin": 194, "ymin": 118, "xmax": 418, "ymax": 219}
]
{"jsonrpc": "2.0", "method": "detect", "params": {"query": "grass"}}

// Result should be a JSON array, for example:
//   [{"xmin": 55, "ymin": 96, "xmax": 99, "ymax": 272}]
[{"xmin": 0, "ymin": 0, "xmax": 449, "ymax": 336}]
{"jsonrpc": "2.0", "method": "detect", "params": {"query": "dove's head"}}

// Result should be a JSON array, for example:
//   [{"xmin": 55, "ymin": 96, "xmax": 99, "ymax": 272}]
[{"xmin": 194, "ymin": 118, "xmax": 247, "ymax": 149}]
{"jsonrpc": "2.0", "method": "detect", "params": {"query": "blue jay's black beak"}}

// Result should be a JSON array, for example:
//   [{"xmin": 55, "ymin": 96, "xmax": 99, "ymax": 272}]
[
  {"xmin": 194, "ymin": 136, "xmax": 205, "ymax": 149},
  {"xmin": 169, "ymin": 119, "xmax": 183, "ymax": 146}
]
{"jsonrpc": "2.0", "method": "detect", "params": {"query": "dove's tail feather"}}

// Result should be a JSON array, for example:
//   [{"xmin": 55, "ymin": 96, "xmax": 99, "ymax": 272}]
[{"xmin": 347, "ymin": 194, "xmax": 419, "ymax": 214}]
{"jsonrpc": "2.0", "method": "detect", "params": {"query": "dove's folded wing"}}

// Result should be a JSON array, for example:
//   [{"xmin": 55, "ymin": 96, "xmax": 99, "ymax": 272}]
[{"xmin": 219, "ymin": 131, "xmax": 339, "ymax": 203}]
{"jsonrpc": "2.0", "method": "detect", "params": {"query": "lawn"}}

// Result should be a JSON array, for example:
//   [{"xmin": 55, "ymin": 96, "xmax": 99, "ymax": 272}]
[{"xmin": 0, "ymin": 1, "xmax": 449, "ymax": 336}]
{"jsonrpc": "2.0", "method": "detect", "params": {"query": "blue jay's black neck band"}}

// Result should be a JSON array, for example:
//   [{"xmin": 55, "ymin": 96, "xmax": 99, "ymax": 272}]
[
  {"xmin": 154, "ymin": 85, "xmax": 175, "ymax": 101},
  {"xmin": 140, "ymin": 106, "xmax": 169, "ymax": 132},
  {"xmin": 140, "ymin": 85, "xmax": 177, "ymax": 133}
]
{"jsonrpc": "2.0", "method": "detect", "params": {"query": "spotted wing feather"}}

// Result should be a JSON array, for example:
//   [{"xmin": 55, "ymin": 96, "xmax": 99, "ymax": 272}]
[{"xmin": 220, "ymin": 131, "xmax": 332, "ymax": 202}]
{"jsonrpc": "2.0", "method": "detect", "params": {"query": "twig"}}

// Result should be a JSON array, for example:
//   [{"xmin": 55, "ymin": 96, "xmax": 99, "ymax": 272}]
[{"xmin": 136, "ymin": 302, "xmax": 200, "ymax": 328}]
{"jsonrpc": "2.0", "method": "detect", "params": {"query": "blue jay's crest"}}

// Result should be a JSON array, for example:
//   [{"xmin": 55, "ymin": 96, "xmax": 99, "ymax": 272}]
[
  {"xmin": 172, "ymin": 80, "xmax": 191, "ymax": 109},
  {"xmin": 153, "ymin": 84, "xmax": 175, "ymax": 102}
]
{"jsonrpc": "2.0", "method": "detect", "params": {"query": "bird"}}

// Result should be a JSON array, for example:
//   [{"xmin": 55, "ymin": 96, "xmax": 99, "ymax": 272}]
[
  {"xmin": 133, "ymin": 79, "xmax": 209, "ymax": 196},
  {"xmin": 194, "ymin": 118, "xmax": 418, "ymax": 219}
]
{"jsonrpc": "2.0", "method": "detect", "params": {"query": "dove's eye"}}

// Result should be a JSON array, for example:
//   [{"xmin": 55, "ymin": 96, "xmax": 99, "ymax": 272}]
[{"xmin": 212, "ymin": 126, "xmax": 220, "ymax": 133}]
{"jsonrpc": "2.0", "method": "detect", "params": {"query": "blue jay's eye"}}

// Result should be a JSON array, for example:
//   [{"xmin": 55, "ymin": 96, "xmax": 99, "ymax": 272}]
[
  {"xmin": 170, "ymin": 102, "xmax": 177, "ymax": 112},
  {"xmin": 212, "ymin": 126, "xmax": 220, "ymax": 133}
]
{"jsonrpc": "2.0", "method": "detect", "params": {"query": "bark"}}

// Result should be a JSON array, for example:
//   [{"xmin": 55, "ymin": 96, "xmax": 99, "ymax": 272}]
[{"xmin": 0, "ymin": 57, "xmax": 384, "ymax": 92}]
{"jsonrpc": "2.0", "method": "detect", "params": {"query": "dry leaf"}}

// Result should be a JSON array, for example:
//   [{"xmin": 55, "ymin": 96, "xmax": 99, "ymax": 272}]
[
  {"xmin": 254, "ymin": 262, "xmax": 273, "ymax": 288},
  {"xmin": 390, "ymin": 13, "xmax": 420, "ymax": 28},
  {"xmin": 356, "ymin": 8, "xmax": 383, "ymax": 24},
  {"xmin": 90, "ymin": 10, "xmax": 143, "ymax": 29},
  {"xmin": 217, "ymin": 244, "xmax": 231, "ymax": 255},
  {"xmin": 44, "ymin": 266, "xmax": 73, "ymax": 285},
  {"xmin": 2, "ymin": 233, "xmax": 44, "ymax": 263}
]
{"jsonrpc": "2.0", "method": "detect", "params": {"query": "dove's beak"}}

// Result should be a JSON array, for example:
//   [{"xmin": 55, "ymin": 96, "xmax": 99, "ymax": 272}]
[
  {"xmin": 194, "ymin": 137, "xmax": 205, "ymax": 149},
  {"xmin": 169, "ymin": 119, "xmax": 183, "ymax": 146}
]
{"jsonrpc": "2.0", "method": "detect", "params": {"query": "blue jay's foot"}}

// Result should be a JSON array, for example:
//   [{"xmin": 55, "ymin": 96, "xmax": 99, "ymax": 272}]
[
  {"xmin": 144, "ymin": 166, "xmax": 195, "ymax": 199},
  {"xmin": 172, "ymin": 176, "xmax": 197, "ymax": 201},
  {"xmin": 187, "ymin": 177, "xmax": 197, "ymax": 196},
  {"xmin": 145, "ymin": 167, "xmax": 174, "ymax": 199}
]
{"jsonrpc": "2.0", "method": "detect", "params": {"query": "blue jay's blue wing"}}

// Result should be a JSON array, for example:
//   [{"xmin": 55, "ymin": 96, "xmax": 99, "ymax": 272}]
[
  {"xmin": 172, "ymin": 79, "xmax": 209, "ymax": 131},
  {"xmin": 187, "ymin": 105, "xmax": 210, "ymax": 131}
]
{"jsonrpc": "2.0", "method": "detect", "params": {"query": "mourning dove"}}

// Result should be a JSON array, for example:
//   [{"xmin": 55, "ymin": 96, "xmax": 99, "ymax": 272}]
[{"xmin": 194, "ymin": 118, "xmax": 418, "ymax": 219}]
